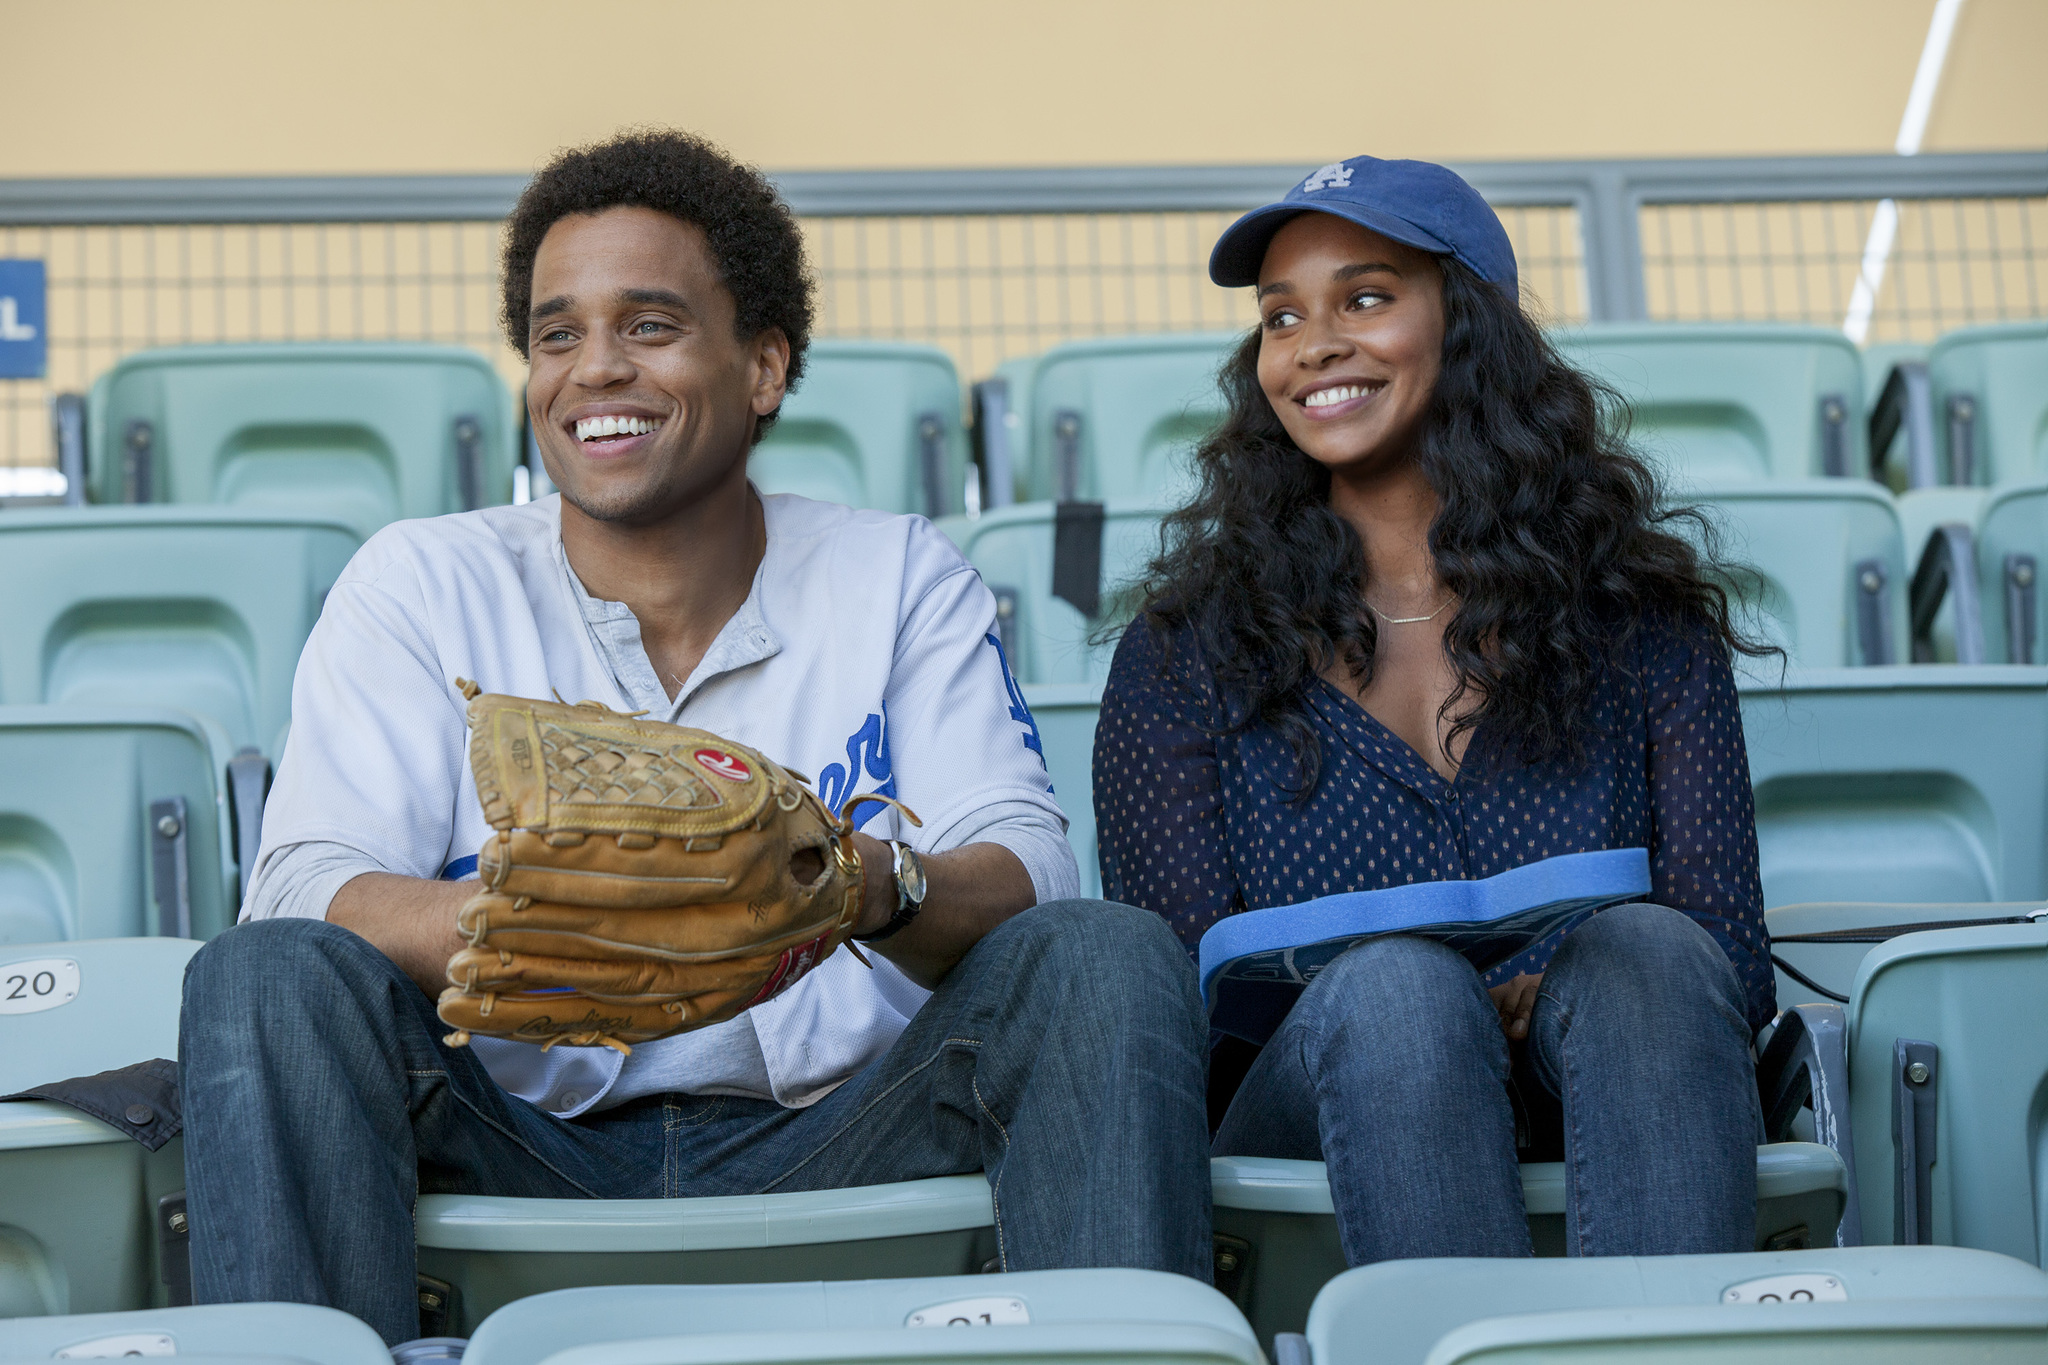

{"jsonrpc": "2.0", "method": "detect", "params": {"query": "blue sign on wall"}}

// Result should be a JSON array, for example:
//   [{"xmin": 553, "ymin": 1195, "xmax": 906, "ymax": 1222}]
[{"xmin": 0, "ymin": 261, "xmax": 48, "ymax": 379}]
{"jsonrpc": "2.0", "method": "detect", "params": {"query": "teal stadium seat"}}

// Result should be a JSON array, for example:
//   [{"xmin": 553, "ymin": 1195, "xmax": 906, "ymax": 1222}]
[
  {"xmin": 1884, "ymin": 324, "xmax": 2048, "ymax": 579},
  {"xmin": 1763, "ymin": 919, "xmax": 2048, "ymax": 1260},
  {"xmin": 0, "ymin": 937, "xmax": 201, "ymax": 1316},
  {"xmin": 1691, "ymin": 481, "xmax": 1909, "ymax": 667},
  {"xmin": 1294, "ymin": 1247, "xmax": 2048, "ymax": 1365},
  {"xmin": 0, "ymin": 708, "xmax": 239, "ymax": 942},
  {"xmin": 1967, "ymin": 481, "xmax": 2048, "ymax": 663},
  {"xmin": 1015, "ymin": 333, "xmax": 1236, "ymax": 505},
  {"xmin": 413, "ymin": 1178, "xmax": 998, "ymax": 1332},
  {"xmin": 1737, "ymin": 667, "xmax": 2048, "ymax": 907},
  {"xmin": 1018, "ymin": 683, "xmax": 1102, "ymax": 898},
  {"xmin": 1211, "ymin": 1146, "xmax": 1848, "ymax": 1347},
  {"xmin": 0, "ymin": 1302, "xmax": 389, "ymax": 1364},
  {"xmin": 1411, "ymin": 1301, "xmax": 2048, "ymax": 1363},
  {"xmin": 88, "ymin": 343, "xmax": 517, "ymax": 540},
  {"xmin": 1553, "ymin": 324, "xmax": 1868, "ymax": 486},
  {"xmin": 939, "ymin": 503, "xmax": 1162, "ymax": 685},
  {"xmin": 1928, "ymin": 321, "xmax": 2048, "ymax": 488},
  {"xmin": 1766, "ymin": 901, "xmax": 2045, "ymax": 1011},
  {"xmin": 460, "ymin": 1270, "xmax": 1261, "ymax": 1365},
  {"xmin": 751, "ymin": 341, "xmax": 971, "ymax": 516},
  {"xmin": 0, "ymin": 508, "xmax": 359, "ymax": 758},
  {"xmin": 1841, "ymin": 922, "xmax": 2048, "ymax": 1262}
]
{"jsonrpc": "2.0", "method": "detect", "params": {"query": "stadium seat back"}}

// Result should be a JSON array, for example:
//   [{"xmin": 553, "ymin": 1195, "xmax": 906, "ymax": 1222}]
[
  {"xmin": 1974, "ymin": 482, "xmax": 2048, "ymax": 664},
  {"xmin": 0, "ymin": 708, "xmax": 237, "ymax": 943},
  {"xmin": 752, "ymin": 342, "xmax": 970, "ymax": 516},
  {"xmin": 1847, "ymin": 922, "xmax": 2048, "ymax": 1265},
  {"xmin": 414, "ymin": 1177, "xmax": 998, "ymax": 1331},
  {"xmin": 1300, "ymin": 1246, "xmax": 2048, "ymax": 1365},
  {"xmin": 0, "ymin": 937, "xmax": 195, "ymax": 1091},
  {"xmin": 88, "ymin": 343, "xmax": 516, "ymax": 540},
  {"xmin": 1689, "ymin": 481, "xmax": 1909, "ymax": 668},
  {"xmin": 1018, "ymin": 683, "xmax": 1101, "ymax": 898},
  {"xmin": 1211, "ymin": 1147, "xmax": 1847, "ymax": 1346},
  {"xmin": 1412, "ymin": 1299, "xmax": 2048, "ymax": 1364},
  {"xmin": 1928, "ymin": 321, "xmax": 2048, "ymax": 486},
  {"xmin": 1, "ymin": 938, "xmax": 202, "ymax": 1316},
  {"xmin": 0, "ymin": 509, "xmax": 358, "ymax": 756},
  {"xmin": 1553, "ymin": 325, "xmax": 1867, "ymax": 483},
  {"xmin": 1738, "ymin": 668, "xmax": 2048, "ymax": 906},
  {"xmin": 464, "ymin": 1270, "xmax": 1259, "ymax": 1365},
  {"xmin": 0, "ymin": 1302, "xmax": 389, "ymax": 1364},
  {"xmin": 941, "ymin": 503, "xmax": 1162, "ymax": 685},
  {"xmin": 1020, "ymin": 334, "xmax": 1237, "ymax": 504},
  {"xmin": 1766, "ymin": 902, "xmax": 2044, "ymax": 1009}
]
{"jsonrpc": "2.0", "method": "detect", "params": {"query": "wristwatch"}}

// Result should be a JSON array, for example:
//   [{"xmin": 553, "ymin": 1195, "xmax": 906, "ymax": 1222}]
[{"xmin": 853, "ymin": 840, "xmax": 927, "ymax": 942}]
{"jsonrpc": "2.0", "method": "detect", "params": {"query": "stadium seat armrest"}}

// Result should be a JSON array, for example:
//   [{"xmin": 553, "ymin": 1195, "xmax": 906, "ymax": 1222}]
[
  {"xmin": 971, "ymin": 379, "xmax": 1015, "ymax": 510},
  {"xmin": 916, "ymin": 410, "xmax": 950, "ymax": 518},
  {"xmin": 1756, "ymin": 1003, "xmax": 1862, "ymax": 1246},
  {"xmin": 1869, "ymin": 361, "xmax": 1937, "ymax": 488},
  {"xmin": 454, "ymin": 414, "xmax": 485, "ymax": 511},
  {"xmin": 51, "ymin": 393, "xmax": 89, "ymax": 505},
  {"xmin": 1909, "ymin": 522, "xmax": 1986, "ymax": 663},
  {"xmin": 1271, "ymin": 1332, "xmax": 1311, "ymax": 1365},
  {"xmin": 226, "ymin": 747, "xmax": 273, "ymax": 892}
]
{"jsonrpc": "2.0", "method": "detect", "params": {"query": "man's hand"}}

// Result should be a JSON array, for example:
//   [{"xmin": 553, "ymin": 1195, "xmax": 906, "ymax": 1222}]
[
  {"xmin": 847, "ymin": 833, "xmax": 1036, "ymax": 989},
  {"xmin": 328, "ymin": 837, "xmax": 1038, "ymax": 1006},
  {"xmin": 1488, "ymin": 972, "xmax": 1544, "ymax": 1041}
]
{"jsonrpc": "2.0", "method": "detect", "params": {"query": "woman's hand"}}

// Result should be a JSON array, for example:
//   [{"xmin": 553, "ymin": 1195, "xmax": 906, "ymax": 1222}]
[{"xmin": 1488, "ymin": 973, "xmax": 1543, "ymax": 1041}]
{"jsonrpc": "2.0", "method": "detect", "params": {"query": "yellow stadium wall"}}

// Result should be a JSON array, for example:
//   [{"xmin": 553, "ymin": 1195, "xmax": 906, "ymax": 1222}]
[{"xmin": 1, "ymin": 0, "xmax": 2042, "ymax": 179}]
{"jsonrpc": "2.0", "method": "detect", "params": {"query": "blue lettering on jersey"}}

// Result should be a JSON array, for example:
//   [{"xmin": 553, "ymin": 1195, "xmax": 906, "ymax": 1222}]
[
  {"xmin": 817, "ymin": 705, "xmax": 897, "ymax": 831},
  {"xmin": 440, "ymin": 854, "xmax": 479, "ymax": 881},
  {"xmin": 986, "ymin": 631, "xmax": 1048, "ymax": 778}
]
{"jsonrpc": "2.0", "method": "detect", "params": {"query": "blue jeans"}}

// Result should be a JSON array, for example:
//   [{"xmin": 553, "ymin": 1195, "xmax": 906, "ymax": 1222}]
[
  {"xmin": 179, "ymin": 900, "xmax": 1212, "ymax": 1344},
  {"xmin": 1213, "ymin": 903, "xmax": 1761, "ymax": 1263}
]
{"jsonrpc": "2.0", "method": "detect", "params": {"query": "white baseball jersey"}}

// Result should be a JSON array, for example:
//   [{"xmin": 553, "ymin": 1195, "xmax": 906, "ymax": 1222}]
[{"xmin": 245, "ymin": 491, "xmax": 1078, "ymax": 1114}]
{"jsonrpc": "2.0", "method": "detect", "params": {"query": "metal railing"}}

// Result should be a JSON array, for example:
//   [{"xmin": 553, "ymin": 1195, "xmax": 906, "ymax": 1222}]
[{"xmin": 0, "ymin": 151, "xmax": 2042, "ymax": 469}]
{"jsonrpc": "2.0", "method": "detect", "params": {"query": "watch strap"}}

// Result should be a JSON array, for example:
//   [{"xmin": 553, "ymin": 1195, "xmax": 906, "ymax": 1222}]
[{"xmin": 853, "ymin": 841, "xmax": 925, "ymax": 943}]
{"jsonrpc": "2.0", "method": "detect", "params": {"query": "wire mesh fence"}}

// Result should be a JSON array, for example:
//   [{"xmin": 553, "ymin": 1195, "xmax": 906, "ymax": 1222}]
[
  {"xmin": 1639, "ymin": 194, "xmax": 2047, "ymax": 340},
  {"xmin": 0, "ymin": 220, "xmax": 509, "ymax": 472},
  {"xmin": 0, "ymin": 204, "xmax": 1585, "ymax": 469},
  {"xmin": 1, "ymin": 166, "xmax": 2043, "ymax": 471},
  {"xmin": 803, "ymin": 203, "xmax": 1585, "ymax": 378}
]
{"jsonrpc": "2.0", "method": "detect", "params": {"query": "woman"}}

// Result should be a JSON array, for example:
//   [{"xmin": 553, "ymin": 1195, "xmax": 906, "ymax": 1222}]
[{"xmin": 1095, "ymin": 155, "xmax": 1774, "ymax": 1263}]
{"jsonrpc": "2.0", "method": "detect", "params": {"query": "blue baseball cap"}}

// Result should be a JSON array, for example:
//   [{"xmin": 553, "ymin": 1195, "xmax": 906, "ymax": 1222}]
[{"xmin": 1209, "ymin": 155, "xmax": 1517, "ymax": 297}]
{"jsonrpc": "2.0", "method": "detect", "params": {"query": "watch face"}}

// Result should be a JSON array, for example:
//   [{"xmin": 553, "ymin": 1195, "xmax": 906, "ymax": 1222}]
[{"xmin": 896, "ymin": 845, "xmax": 928, "ymax": 906}]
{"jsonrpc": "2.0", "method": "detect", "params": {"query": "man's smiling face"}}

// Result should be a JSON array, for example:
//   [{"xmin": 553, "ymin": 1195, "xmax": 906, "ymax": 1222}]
[{"xmin": 526, "ymin": 205, "xmax": 788, "ymax": 526}]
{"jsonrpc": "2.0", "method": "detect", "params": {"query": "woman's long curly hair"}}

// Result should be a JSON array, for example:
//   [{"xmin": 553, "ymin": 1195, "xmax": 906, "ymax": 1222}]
[{"xmin": 1138, "ymin": 256, "xmax": 1768, "ymax": 794}]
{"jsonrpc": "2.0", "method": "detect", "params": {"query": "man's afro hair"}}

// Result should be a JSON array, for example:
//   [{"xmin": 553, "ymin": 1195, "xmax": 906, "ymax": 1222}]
[{"xmin": 501, "ymin": 129, "xmax": 815, "ymax": 430}]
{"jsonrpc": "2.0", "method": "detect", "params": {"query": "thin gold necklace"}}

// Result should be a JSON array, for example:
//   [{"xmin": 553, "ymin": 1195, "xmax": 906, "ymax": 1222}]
[{"xmin": 1366, "ymin": 596, "xmax": 1454, "ymax": 625}]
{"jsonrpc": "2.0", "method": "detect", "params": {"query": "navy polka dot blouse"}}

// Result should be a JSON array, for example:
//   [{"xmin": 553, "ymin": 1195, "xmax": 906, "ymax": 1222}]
[{"xmin": 1094, "ymin": 618, "xmax": 1776, "ymax": 1034}]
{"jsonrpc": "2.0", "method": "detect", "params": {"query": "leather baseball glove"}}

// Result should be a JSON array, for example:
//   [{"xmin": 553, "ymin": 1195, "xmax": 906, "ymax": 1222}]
[{"xmin": 438, "ymin": 682, "xmax": 900, "ymax": 1054}]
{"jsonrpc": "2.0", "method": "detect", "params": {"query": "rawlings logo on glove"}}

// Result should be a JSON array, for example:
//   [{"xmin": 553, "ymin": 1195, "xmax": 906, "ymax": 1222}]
[{"xmin": 437, "ymin": 682, "xmax": 912, "ymax": 1055}]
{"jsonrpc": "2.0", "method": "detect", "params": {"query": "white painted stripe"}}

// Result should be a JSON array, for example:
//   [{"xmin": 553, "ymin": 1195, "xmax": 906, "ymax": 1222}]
[{"xmin": 1845, "ymin": 0, "xmax": 1967, "ymax": 342}]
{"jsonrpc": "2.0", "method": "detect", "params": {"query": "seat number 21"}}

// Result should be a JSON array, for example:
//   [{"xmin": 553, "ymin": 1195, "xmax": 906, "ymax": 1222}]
[{"xmin": 905, "ymin": 1297, "xmax": 1031, "ymax": 1327}]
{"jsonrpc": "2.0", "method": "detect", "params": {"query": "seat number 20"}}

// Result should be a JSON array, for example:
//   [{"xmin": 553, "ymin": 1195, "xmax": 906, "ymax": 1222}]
[{"xmin": 0, "ymin": 958, "xmax": 80, "ymax": 1015}]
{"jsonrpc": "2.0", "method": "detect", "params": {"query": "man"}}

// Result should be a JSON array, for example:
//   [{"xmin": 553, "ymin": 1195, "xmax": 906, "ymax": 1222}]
[{"xmin": 179, "ymin": 129, "xmax": 1211, "ymax": 1345}]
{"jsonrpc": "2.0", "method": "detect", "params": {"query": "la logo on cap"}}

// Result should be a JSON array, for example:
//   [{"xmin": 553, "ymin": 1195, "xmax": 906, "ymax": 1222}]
[{"xmin": 1302, "ymin": 163, "xmax": 1353, "ymax": 193}]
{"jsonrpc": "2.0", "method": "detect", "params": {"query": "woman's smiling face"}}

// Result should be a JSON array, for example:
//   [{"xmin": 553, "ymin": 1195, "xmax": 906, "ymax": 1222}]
[{"xmin": 1255, "ymin": 212, "xmax": 1445, "ymax": 477}]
